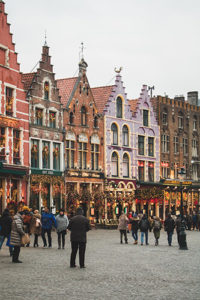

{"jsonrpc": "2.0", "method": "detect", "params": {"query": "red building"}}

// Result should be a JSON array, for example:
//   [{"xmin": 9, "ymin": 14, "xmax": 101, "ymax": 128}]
[{"xmin": 0, "ymin": 1, "xmax": 29, "ymax": 214}]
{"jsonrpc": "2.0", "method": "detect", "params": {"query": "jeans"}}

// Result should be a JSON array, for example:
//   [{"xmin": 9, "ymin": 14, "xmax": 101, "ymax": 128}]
[
  {"xmin": 57, "ymin": 230, "xmax": 66, "ymax": 248},
  {"xmin": 41, "ymin": 228, "xmax": 52, "ymax": 247},
  {"xmin": 70, "ymin": 241, "xmax": 86, "ymax": 267},
  {"xmin": 141, "ymin": 231, "xmax": 148, "ymax": 244},
  {"xmin": 167, "ymin": 231, "xmax": 173, "ymax": 246},
  {"xmin": 132, "ymin": 231, "xmax": 138, "ymax": 241}
]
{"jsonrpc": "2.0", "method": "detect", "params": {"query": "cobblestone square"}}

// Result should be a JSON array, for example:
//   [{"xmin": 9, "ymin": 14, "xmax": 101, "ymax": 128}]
[{"xmin": 0, "ymin": 229, "xmax": 200, "ymax": 300}]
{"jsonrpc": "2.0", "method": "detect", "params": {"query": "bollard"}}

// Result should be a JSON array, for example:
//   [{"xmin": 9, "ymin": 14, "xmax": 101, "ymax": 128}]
[{"xmin": 179, "ymin": 222, "xmax": 188, "ymax": 250}]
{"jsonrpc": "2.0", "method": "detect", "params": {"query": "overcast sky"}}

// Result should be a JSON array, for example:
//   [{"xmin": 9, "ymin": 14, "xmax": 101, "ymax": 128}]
[{"xmin": 5, "ymin": 0, "xmax": 200, "ymax": 99}]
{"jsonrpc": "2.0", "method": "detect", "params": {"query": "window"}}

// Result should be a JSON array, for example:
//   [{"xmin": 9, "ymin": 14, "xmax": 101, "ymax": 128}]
[
  {"xmin": 192, "ymin": 164, "xmax": 198, "ymax": 181},
  {"xmin": 138, "ymin": 161, "xmax": 144, "ymax": 181},
  {"xmin": 35, "ymin": 108, "xmax": 43, "ymax": 126},
  {"xmin": 161, "ymin": 135, "xmax": 169, "ymax": 153},
  {"xmin": 123, "ymin": 153, "xmax": 129, "ymax": 177},
  {"xmin": 161, "ymin": 162, "xmax": 170, "ymax": 178},
  {"xmin": 193, "ymin": 117, "xmax": 197, "ymax": 131},
  {"xmin": 66, "ymin": 140, "xmax": 75, "ymax": 168},
  {"xmin": 94, "ymin": 116, "xmax": 98, "ymax": 128},
  {"xmin": 111, "ymin": 123, "xmax": 118, "ymax": 145},
  {"xmin": 122, "ymin": 125, "xmax": 129, "ymax": 146},
  {"xmin": 173, "ymin": 136, "xmax": 179, "ymax": 154},
  {"xmin": 178, "ymin": 113, "xmax": 183, "ymax": 129},
  {"xmin": 69, "ymin": 112, "xmax": 74, "ymax": 125},
  {"xmin": 162, "ymin": 111, "xmax": 168, "ymax": 125},
  {"xmin": 116, "ymin": 97, "xmax": 122, "ymax": 118},
  {"xmin": 31, "ymin": 139, "xmax": 39, "ymax": 168},
  {"xmin": 138, "ymin": 136, "xmax": 144, "ymax": 155},
  {"xmin": 91, "ymin": 144, "xmax": 99, "ymax": 170},
  {"xmin": 148, "ymin": 137, "xmax": 154, "ymax": 156},
  {"xmin": 0, "ymin": 48, "xmax": 6, "ymax": 66},
  {"xmin": 78, "ymin": 142, "xmax": 87, "ymax": 169},
  {"xmin": 42, "ymin": 141, "xmax": 50, "ymax": 169},
  {"xmin": 49, "ymin": 111, "xmax": 56, "ymax": 128},
  {"xmin": 148, "ymin": 162, "xmax": 154, "ymax": 182},
  {"xmin": 6, "ymin": 87, "xmax": 13, "ymax": 116},
  {"xmin": 183, "ymin": 138, "xmax": 188, "ymax": 155},
  {"xmin": 174, "ymin": 163, "xmax": 179, "ymax": 179},
  {"xmin": 111, "ymin": 152, "xmax": 118, "ymax": 177},
  {"xmin": 53, "ymin": 143, "xmax": 60, "ymax": 170},
  {"xmin": 44, "ymin": 81, "xmax": 49, "ymax": 100},
  {"xmin": 0, "ymin": 127, "xmax": 5, "ymax": 162},
  {"xmin": 143, "ymin": 110, "xmax": 149, "ymax": 127},
  {"xmin": 81, "ymin": 106, "xmax": 87, "ymax": 126},
  {"xmin": 13, "ymin": 130, "xmax": 20, "ymax": 164},
  {"xmin": 192, "ymin": 139, "xmax": 198, "ymax": 157}
]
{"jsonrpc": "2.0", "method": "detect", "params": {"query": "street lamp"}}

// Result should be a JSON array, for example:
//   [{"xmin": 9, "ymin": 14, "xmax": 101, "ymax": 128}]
[{"xmin": 178, "ymin": 167, "xmax": 188, "ymax": 250}]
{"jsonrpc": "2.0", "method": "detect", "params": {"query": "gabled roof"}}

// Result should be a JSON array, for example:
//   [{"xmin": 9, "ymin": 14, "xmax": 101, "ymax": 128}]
[
  {"xmin": 22, "ymin": 73, "xmax": 36, "ymax": 91},
  {"xmin": 128, "ymin": 99, "xmax": 139, "ymax": 115},
  {"xmin": 56, "ymin": 77, "xmax": 79, "ymax": 107},
  {"xmin": 92, "ymin": 85, "xmax": 114, "ymax": 113}
]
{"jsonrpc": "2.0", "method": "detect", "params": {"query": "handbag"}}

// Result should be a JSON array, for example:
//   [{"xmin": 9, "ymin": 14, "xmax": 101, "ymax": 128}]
[
  {"xmin": 21, "ymin": 233, "xmax": 30, "ymax": 245},
  {"xmin": 35, "ymin": 218, "xmax": 41, "ymax": 227}
]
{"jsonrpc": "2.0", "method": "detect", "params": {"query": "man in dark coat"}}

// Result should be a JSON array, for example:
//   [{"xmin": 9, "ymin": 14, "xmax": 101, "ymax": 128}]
[
  {"xmin": 68, "ymin": 207, "xmax": 91, "ymax": 268},
  {"xmin": 164, "ymin": 213, "xmax": 175, "ymax": 246},
  {"xmin": 139, "ymin": 214, "xmax": 150, "ymax": 245},
  {"xmin": 0, "ymin": 208, "xmax": 12, "ymax": 253}
]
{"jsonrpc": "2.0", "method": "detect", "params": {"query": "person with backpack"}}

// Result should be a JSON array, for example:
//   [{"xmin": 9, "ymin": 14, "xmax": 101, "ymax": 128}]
[
  {"xmin": 164, "ymin": 213, "xmax": 175, "ymax": 246},
  {"xmin": 152, "ymin": 216, "xmax": 162, "ymax": 246},
  {"xmin": 139, "ymin": 214, "xmax": 150, "ymax": 246}
]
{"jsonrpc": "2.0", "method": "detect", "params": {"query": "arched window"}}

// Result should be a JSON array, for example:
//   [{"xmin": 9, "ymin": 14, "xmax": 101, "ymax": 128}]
[
  {"xmin": 116, "ymin": 97, "xmax": 122, "ymax": 118},
  {"xmin": 69, "ymin": 112, "xmax": 74, "ymax": 125},
  {"xmin": 111, "ymin": 123, "xmax": 118, "ymax": 145},
  {"xmin": 81, "ymin": 106, "xmax": 87, "ymax": 126},
  {"xmin": 111, "ymin": 152, "xmax": 118, "ymax": 177},
  {"xmin": 123, "ymin": 153, "xmax": 129, "ymax": 177},
  {"xmin": 94, "ymin": 116, "xmax": 98, "ymax": 128},
  {"xmin": 122, "ymin": 125, "xmax": 129, "ymax": 146},
  {"xmin": 44, "ymin": 81, "xmax": 49, "ymax": 100}
]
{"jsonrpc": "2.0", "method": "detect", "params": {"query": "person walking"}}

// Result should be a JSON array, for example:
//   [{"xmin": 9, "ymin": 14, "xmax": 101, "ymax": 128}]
[
  {"xmin": 118, "ymin": 212, "xmax": 128, "ymax": 244},
  {"xmin": 68, "ymin": 207, "xmax": 91, "ymax": 268},
  {"xmin": 139, "ymin": 214, "xmax": 150, "ymax": 246},
  {"xmin": 130, "ymin": 213, "xmax": 139, "ymax": 244},
  {"xmin": 152, "ymin": 216, "xmax": 162, "ymax": 246},
  {"xmin": 10, "ymin": 210, "xmax": 25, "ymax": 263},
  {"xmin": 0, "ymin": 208, "xmax": 13, "ymax": 255},
  {"xmin": 23, "ymin": 207, "xmax": 32, "ymax": 247},
  {"xmin": 41, "ymin": 207, "xmax": 57, "ymax": 248},
  {"xmin": 164, "ymin": 213, "xmax": 175, "ymax": 246},
  {"xmin": 55, "ymin": 209, "xmax": 69, "ymax": 250},
  {"xmin": 30, "ymin": 210, "xmax": 42, "ymax": 247}
]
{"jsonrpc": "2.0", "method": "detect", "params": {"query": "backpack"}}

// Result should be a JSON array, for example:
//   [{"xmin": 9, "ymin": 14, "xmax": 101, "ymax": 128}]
[
  {"xmin": 154, "ymin": 220, "xmax": 160, "ymax": 230},
  {"xmin": 140, "ymin": 219, "xmax": 148, "ymax": 231}
]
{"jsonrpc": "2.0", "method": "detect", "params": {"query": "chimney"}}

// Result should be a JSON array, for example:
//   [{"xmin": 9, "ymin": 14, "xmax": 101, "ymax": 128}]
[
  {"xmin": 174, "ymin": 95, "xmax": 185, "ymax": 102},
  {"xmin": 187, "ymin": 91, "xmax": 198, "ymax": 106}
]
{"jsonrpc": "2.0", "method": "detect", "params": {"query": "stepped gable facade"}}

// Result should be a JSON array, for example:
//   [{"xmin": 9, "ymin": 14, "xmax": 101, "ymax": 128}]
[
  {"xmin": 0, "ymin": 1, "xmax": 29, "ymax": 214},
  {"xmin": 22, "ymin": 44, "xmax": 64, "ymax": 212}
]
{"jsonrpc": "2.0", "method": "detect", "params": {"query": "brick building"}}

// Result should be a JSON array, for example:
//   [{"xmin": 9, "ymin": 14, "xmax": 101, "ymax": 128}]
[
  {"xmin": 22, "ymin": 44, "xmax": 64, "ymax": 212},
  {"xmin": 152, "ymin": 93, "xmax": 200, "ymax": 217},
  {"xmin": 92, "ymin": 72, "xmax": 136, "ymax": 220},
  {"xmin": 0, "ymin": 1, "xmax": 29, "ymax": 214},
  {"xmin": 57, "ymin": 59, "xmax": 104, "ymax": 219}
]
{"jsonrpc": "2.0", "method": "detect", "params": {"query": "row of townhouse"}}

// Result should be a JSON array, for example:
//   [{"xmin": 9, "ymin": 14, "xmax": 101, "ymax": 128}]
[{"xmin": 1, "ymin": 1, "xmax": 200, "ymax": 220}]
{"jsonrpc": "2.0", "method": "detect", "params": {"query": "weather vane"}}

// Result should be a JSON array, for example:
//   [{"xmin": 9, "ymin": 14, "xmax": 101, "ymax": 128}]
[
  {"xmin": 79, "ymin": 42, "xmax": 85, "ymax": 60},
  {"xmin": 114, "ymin": 67, "xmax": 122, "ymax": 74},
  {"xmin": 148, "ymin": 86, "xmax": 155, "ymax": 97},
  {"xmin": 44, "ymin": 30, "xmax": 47, "ymax": 46}
]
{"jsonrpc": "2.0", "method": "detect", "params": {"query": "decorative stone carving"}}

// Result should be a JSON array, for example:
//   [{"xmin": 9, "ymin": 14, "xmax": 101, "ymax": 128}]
[
  {"xmin": 66, "ymin": 131, "xmax": 76, "ymax": 141},
  {"xmin": 91, "ymin": 134, "xmax": 100, "ymax": 144},
  {"xmin": 78, "ymin": 133, "xmax": 88, "ymax": 143}
]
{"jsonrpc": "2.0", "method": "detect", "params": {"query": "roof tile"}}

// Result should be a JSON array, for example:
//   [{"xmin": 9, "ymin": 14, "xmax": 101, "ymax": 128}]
[
  {"xmin": 92, "ymin": 85, "xmax": 114, "ymax": 113},
  {"xmin": 56, "ymin": 77, "xmax": 78, "ymax": 107}
]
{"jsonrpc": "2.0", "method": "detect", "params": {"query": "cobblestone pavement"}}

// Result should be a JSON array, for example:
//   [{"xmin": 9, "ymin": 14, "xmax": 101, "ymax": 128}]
[{"xmin": 0, "ymin": 229, "xmax": 200, "ymax": 300}]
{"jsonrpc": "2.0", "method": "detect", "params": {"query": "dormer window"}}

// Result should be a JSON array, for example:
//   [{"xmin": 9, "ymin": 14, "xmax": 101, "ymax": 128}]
[
  {"xmin": 6, "ymin": 87, "xmax": 13, "ymax": 116},
  {"xmin": 81, "ymin": 106, "xmax": 87, "ymax": 126},
  {"xmin": 143, "ymin": 110, "xmax": 149, "ymax": 127},
  {"xmin": 44, "ymin": 81, "xmax": 49, "ymax": 100},
  {"xmin": 94, "ymin": 116, "xmax": 98, "ymax": 128},
  {"xmin": 35, "ymin": 108, "xmax": 43, "ymax": 126},
  {"xmin": 49, "ymin": 111, "xmax": 56, "ymax": 128},
  {"xmin": 162, "ymin": 110, "xmax": 168, "ymax": 125},
  {"xmin": 116, "ymin": 97, "xmax": 122, "ymax": 118}
]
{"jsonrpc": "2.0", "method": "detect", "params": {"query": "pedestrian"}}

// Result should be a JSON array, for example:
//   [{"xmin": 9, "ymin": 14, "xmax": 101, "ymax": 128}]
[
  {"xmin": 41, "ymin": 207, "xmax": 57, "ymax": 248},
  {"xmin": 164, "ymin": 213, "xmax": 175, "ymax": 246},
  {"xmin": 118, "ymin": 212, "xmax": 128, "ymax": 244},
  {"xmin": 192, "ymin": 212, "xmax": 197, "ymax": 230},
  {"xmin": 68, "ymin": 207, "xmax": 91, "ymax": 268},
  {"xmin": 152, "ymin": 216, "xmax": 162, "ymax": 246},
  {"xmin": 175, "ymin": 215, "xmax": 182, "ymax": 246},
  {"xmin": 139, "ymin": 214, "xmax": 150, "ymax": 246},
  {"xmin": 186, "ymin": 213, "xmax": 192, "ymax": 230},
  {"xmin": 30, "ymin": 209, "xmax": 41, "ymax": 247},
  {"xmin": 55, "ymin": 209, "xmax": 69, "ymax": 250},
  {"xmin": 148, "ymin": 215, "xmax": 153, "ymax": 232},
  {"xmin": 10, "ymin": 210, "xmax": 26, "ymax": 263},
  {"xmin": 130, "ymin": 213, "xmax": 139, "ymax": 244},
  {"xmin": 197, "ymin": 212, "xmax": 200, "ymax": 231},
  {"xmin": 23, "ymin": 206, "xmax": 32, "ymax": 247},
  {"xmin": 0, "ymin": 208, "xmax": 13, "ymax": 256}
]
